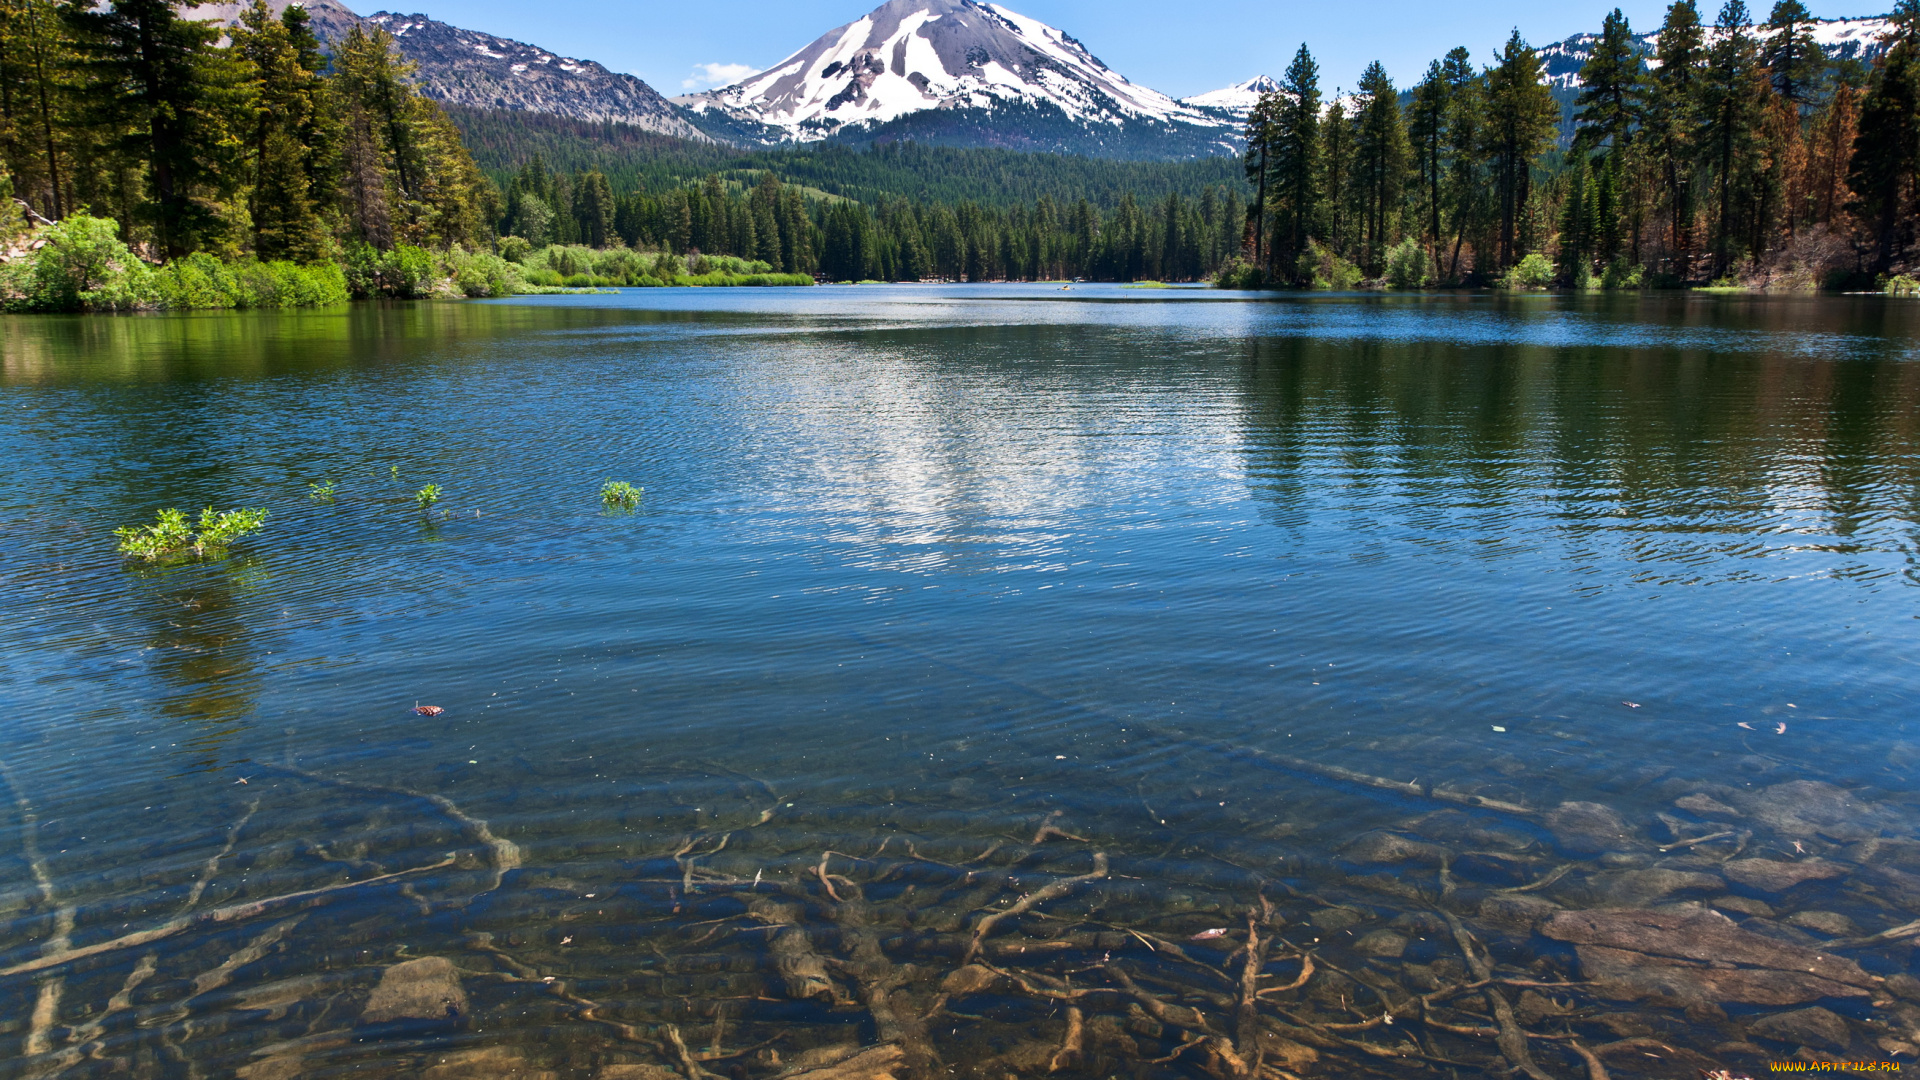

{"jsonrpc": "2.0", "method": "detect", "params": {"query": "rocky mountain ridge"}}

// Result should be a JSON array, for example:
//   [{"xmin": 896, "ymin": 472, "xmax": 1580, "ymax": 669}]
[{"xmin": 181, "ymin": 0, "xmax": 708, "ymax": 140}]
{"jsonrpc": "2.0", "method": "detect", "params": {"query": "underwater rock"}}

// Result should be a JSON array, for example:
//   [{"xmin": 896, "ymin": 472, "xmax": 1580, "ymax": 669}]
[
  {"xmin": 1309, "ymin": 906, "xmax": 1369, "ymax": 931},
  {"xmin": 1352, "ymin": 929, "xmax": 1408, "ymax": 957},
  {"xmin": 1675, "ymin": 793, "xmax": 1739, "ymax": 817},
  {"xmin": 1724, "ymin": 858, "xmax": 1848, "ymax": 893},
  {"xmin": 1545, "ymin": 801, "xmax": 1638, "ymax": 855},
  {"xmin": 1478, "ymin": 893, "xmax": 1560, "ymax": 931},
  {"xmin": 1543, "ymin": 908, "xmax": 1877, "ymax": 1005},
  {"xmin": 1713, "ymin": 895, "xmax": 1776, "ymax": 917},
  {"xmin": 1343, "ymin": 830, "xmax": 1448, "ymax": 865},
  {"xmin": 1514, "ymin": 990, "xmax": 1571, "ymax": 1025},
  {"xmin": 939, "ymin": 964, "xmax": 998, "ymax": 996},
  {"xmin": 1732, "ymin": 781, "xmax": 1884, "ymax": 842},
  {"xmin": 782, "ymin": 1044, "xmax": 904, "ymax": 1080},
  {"xmin": 597, "ymin": 1066, "xmax": 680, "ymax": 1080},
  {"xmin": 361, "ymin": 956, "xmax": 468, "ymax": 1024},
  {"xmin": 1590, "ymin": 867, "xmax": 1724, "ymax": 906},
  {"xmin": 1748, "ymin": 1007, "xmax": 1853, "ymax": 1052},
  {"xmin": 421, "ymin": 1047, "xmax": 558, "ymax": 1080}
]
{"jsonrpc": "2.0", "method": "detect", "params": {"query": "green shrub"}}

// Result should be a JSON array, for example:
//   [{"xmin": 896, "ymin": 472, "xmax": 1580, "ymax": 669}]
[
  {"xmin": 115, "ymin": 506, "xmax": 268, "ymax": 563},
  {"xmin": 1886, "ymin": 274, "xmax": 1920, "ymax": 297},
  {"xmin": 1383, "ymin": 238, "xmax": 1432, "ymax": 290},
  {"xmin": 1298, "ymin": 240, "xmax": 1362, "ymax": 291},
  {"xmin": 1503, "ymin": 253, "xmax": 1555, "ymax": 290},
  {"xmin": 1600, "ymin": 259, "xmax": 1643, "ymax": 290},
  {"xmin": 495, "ymin": 235, "xmax": 532, "ymax": 263},
  {"xmin": 1213, "ymin": 257, "xmax": 1264, "ymax": 289},
  {"xmin": 0, "ymin": 212, "xmax": 156, "ymax": 312}
]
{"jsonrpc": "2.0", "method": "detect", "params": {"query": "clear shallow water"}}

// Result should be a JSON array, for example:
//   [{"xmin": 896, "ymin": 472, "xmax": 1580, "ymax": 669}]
[{"xmin": 2, "ymin": 285, "xmax": 1919, "ymax": 1078}]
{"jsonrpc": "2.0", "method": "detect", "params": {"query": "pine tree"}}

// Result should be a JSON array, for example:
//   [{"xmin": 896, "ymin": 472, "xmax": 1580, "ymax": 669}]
[
  {"xmin": 1647, "ymin": 0, "xmax": 1706, "ymax": 276},
  {"xmin": 232, "ymin": 0, "xmax": 331, "ymax": 261},
  {"xmin": 1574, "ymin": 9, "xmax": 1645, "ymax": 266},
  {"xmin": 1319, "ymin": 97, "xmax": 1353, "ymax": 258},
  {"xmin": 1481, "ymin": 31, "xmax": 1559, "ymax": 269},
  {"xmin": 1271, "ymin": 44, "xmax": 1321, "ymax": 280},
  {"xmin": 1441, "ymin": 48, "xmax": 1482, "ymax": 281},
  {"xmin": 1558, "ymin": 152, "xmax": 1591, "ymax": 283},
  {"xmin": 1242, "ymin": 88, "xmax": 1278, "ymax": 271},
  {"xmin": 573, "ymin": 169, "xmax": 614, "ymax": 247},
  {"xmin": 1763, "ymin": 0, "xmax": 1824, "ymax": 109},
  {"xmin": 1700, "ymin": 0, "xmax": 1766, "ymax": 276},
  {"xmin": 62, "ymin": 0, "xmax": 247, "ymax": 255},
  {"xmin": 1847, "ymin": 0, "xmax": 1920, "ymax": 270},
  {"xmin": 1408, "ymin": 59, "xmax": 1449, "ymax": 259},
  {"xmin": 0, "ymin": 0, "xmax": 71, "ymax": 220},
  {"xmin": 1352, "ymin": 60, "xmax": 1408, "ymax": 275}
]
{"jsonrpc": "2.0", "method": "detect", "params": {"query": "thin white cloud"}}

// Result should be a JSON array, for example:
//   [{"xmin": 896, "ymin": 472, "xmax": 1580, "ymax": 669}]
[{"xmin": 682, "ymin": 62, "xmax": 761, "ymax": 91}]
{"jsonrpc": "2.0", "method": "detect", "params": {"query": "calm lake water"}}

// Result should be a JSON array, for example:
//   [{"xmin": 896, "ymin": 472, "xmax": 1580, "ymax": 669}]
[{"xmin": 2, "ymin": 285, "xmax": 1919, "ymax": 1079}]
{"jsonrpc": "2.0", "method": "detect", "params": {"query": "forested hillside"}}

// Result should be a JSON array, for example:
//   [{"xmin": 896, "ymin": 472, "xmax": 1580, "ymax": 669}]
[
  {"xmin": 446, "ymin": 107, "xmax": 1247, "ymax": 210},
  {"xmin": 1235, "ymin": 0, "xmax": 1920, "ymax": 287}
]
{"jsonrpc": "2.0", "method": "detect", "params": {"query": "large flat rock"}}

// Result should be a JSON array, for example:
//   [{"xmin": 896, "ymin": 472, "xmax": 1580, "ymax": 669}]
[
  {"xmin": 1542, "ymin": 908, "xmax": 1877, "ymax": 1005},
  {"xmin": 361, "ymin": 956, "xmax": 469, "ymax": 1024}
]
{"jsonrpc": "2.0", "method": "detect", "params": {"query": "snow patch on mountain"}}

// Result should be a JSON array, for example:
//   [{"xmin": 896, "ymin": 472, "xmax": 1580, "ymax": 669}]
[
  {"xmin": 1181, "ymin": 75, "xmax": 1278, "ymax": 114},
  {"xmin": 674, "ymin": 0, "xmax": 1233, "ymax": 144},
  {"xmin": 1538, "ymin": 15, "xmax": 1893, "ymax": 90}
]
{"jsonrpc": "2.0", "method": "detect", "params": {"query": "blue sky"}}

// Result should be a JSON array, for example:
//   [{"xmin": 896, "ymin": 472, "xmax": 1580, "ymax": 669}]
[{"xmin": 397, "ymin": 0, "xmax": 1887, "ymax": 99}]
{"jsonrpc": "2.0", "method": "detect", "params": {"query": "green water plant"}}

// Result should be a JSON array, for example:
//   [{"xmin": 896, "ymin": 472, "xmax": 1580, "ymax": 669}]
[
  {"xmin": 601, "ymin": 480, "xmax": 643, "ymax": 510},
  {"xmin": 308, "ymin": 480, "xmax": 336, "ymax": 503},
  {"xmin": 115, "ymin": 507, "xmax": 269, "ymax": 563},
  {"xmin": 416, "ymin": 484, "xmax": 442, "ymax": 513}
]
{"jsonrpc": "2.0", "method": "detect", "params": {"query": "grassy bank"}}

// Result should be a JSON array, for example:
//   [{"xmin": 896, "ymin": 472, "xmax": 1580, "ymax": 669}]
[{"xmin": 0, "ymin": 215, "xmax": 810, "ymax": 314}]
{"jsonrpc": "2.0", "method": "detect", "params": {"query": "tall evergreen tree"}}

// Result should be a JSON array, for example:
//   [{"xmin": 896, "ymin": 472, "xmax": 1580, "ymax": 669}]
[
  {"xmin": 1319, "ymin": 97, "xmax": 1354, "ymax": 257},
  {"xmin": 62, "ymin": 0, "xmax": 246, "ymax": 255},
  {"xmin": 1763, "ymin": 0, "xmax": 1824, "ymax": 108},
  {"xmin": 1440, "ymin": 47, "xmax": 1482, "ymax": 280},
  {"xmin": 232, "ymin": 0, "xmax": 331, "ymax": 261},
  {"xmin": 1481, "ymin": 30, "xmax": 1559, "ymax": 269},
  {"xmin": 1408, "ymin": 59, "xmax": 1450, "ymax": 257},
  {"xmin": 1647, "ymin": 0, "xmax": 1706, "ymax": 275},
  {"xmin": 1700, "ymin": 0, "xmax": 1766, "ymax": 276},
  {"xmin": 1352, "ymin": 60, "xmax": 1409, "ymax": 275},
  {"xmin": 1242, "ymin": 88, "xmax": 1278, "ymax": 271},
  {"xmin": 0, "ymin": 0, "xmax": 71, "ymax": 220},
  {"xmin": 1271, "ymin": 43, "xmax": 1321, "ymax": 279},
  {"xmin": 1847, "ymin": 0, "xmax": 1920, "ymax": 270}
]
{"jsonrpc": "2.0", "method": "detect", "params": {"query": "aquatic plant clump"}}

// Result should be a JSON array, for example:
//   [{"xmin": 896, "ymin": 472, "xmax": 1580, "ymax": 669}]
[
  {"xmin": 308, "ymin": 480, "xmax": 336, "ymax": 503},
  {"xmin": 114, "ymin": 507, "xmax": 268, "ymax": 563},
  {"xmin": 601, "ymin": 479, "xmax": 643, "ymax": 510},
  {"xmin": 416, "ymin": 484, "xmax": 442, "ymax": 513}
]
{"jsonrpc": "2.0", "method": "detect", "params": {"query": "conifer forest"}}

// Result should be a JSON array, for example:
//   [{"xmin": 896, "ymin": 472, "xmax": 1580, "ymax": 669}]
[{"xmin": 1, "ymin": 0, "xmax": 1918, "ymax": 307}]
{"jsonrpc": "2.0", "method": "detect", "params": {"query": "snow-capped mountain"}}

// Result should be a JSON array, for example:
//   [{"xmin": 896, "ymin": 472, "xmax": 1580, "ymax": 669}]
[
  {"xmin": 1538, "ymin": 16, "xmax": 1893, "ymax": 90},
  {"xmin": 1181, "ymin": 75, "xmax": 1279, "ymax": 115},
  {"xmin": 180, "ymin": 0, "xmax": 706, "ymax": 140},
  {"xmin": 673, "ymin": 0, "xmax": 1239, "ymax": 159},
  {"xmin": 361, "ymin": 12, "xmax": 709, "ymax": 138}
]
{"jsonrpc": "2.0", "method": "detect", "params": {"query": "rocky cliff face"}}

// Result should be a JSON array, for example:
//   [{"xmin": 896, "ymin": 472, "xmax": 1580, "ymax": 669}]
[{"xmin": 180, "ymin": 0, "xmax": 709, "ymax": 142}]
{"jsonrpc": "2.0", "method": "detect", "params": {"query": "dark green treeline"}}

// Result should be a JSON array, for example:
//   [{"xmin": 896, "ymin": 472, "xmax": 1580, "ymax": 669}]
[
  {"xmin": 495, "ymin": 156, "xmax": 1247, "ymax": 282},
  {"xmin": 1241, "ymin": 0, "xmax": 1920, "ymax": 287},
  {"xmin": 0, "ymin": 0, "xmax": 491, "ymax": 262}
]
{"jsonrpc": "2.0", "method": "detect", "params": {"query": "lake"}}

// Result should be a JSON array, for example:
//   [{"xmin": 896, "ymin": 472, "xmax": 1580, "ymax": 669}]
[{"xmin": 2, "ymin": 284, "xmax": 1918, "ymax": 1079}]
